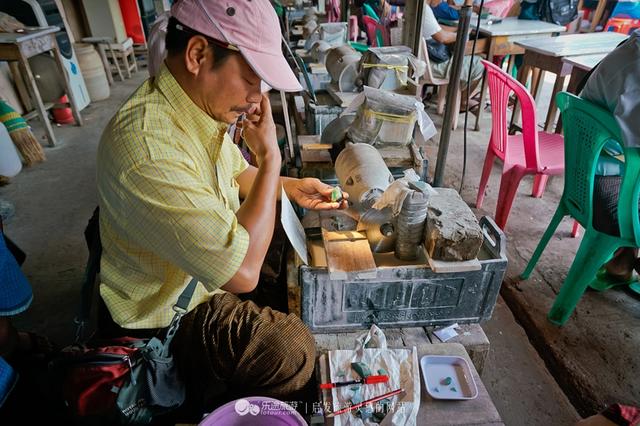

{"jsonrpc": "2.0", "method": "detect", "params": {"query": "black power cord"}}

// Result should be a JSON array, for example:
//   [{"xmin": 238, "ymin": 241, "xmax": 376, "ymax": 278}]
[{"xmin": 460, "ymin": 0, "xmax": 486, "ymax": 194}]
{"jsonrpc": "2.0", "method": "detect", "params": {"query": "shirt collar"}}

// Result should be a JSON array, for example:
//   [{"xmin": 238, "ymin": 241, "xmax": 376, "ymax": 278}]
[{"xmin": 154, "ymin": 64, "xmax": 229, "ymax": 158}]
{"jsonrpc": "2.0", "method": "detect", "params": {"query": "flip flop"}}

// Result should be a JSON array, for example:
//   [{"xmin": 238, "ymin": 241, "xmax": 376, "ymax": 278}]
[
  {"xmin": 628, "ymin": 281, "xmax": 640, "ymax": 295},
  {"xmin": 589, "ymin": 267, "xmax": 637, "ymax": 292}
]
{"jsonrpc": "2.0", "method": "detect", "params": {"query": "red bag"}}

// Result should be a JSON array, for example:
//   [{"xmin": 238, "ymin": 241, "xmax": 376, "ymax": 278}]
[{"xmin": 55, "ymin": 338, "xmax": 143, "ymax": 418}]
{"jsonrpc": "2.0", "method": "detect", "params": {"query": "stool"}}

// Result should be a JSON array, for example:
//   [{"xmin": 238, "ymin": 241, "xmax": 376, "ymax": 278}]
[
  {"xmin": 109, "ymin": 37, "xmax": 138, "ymax": 80},
  {"xmin": 81, "ymin": 37, "xmax": 117, "ymax": 84}
]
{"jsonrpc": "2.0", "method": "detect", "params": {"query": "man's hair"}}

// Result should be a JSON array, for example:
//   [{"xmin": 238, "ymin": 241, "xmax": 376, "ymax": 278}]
[{"xmin": 165, "ymin": 17, "xmax": 238, "ymax": 69}]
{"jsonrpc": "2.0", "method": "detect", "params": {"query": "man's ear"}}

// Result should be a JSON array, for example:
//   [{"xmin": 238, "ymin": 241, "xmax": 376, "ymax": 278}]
[{"xmin": 184, "ymin": 35, "xmax": 209, "ymax": 75}]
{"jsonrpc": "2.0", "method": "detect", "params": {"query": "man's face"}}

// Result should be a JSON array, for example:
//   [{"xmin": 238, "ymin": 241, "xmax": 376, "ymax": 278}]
[{"xmin": 194, "ymin": 49, "xmax": 263, "ymax": 124}]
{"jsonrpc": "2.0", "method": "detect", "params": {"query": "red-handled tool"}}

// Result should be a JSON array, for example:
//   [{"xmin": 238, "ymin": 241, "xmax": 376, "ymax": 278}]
[
  {"xmin": 326, "ymin": 388, "xmax": 405, "ymax": 417},
  {"xmin": 319, "ymin": 375, "xmax": 389, "ymax": 389}
]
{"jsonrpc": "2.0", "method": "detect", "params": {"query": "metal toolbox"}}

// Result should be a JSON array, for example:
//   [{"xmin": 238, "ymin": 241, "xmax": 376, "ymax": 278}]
[{"xmin": 287, "ymin": 217, "xmax": 507, "ymax": 333}]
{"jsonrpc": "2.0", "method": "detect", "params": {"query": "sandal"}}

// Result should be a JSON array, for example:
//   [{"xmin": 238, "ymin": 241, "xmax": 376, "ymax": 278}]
[{"xmin": 589, "ymin": 267, "xmax": 637, "ymax": 292}]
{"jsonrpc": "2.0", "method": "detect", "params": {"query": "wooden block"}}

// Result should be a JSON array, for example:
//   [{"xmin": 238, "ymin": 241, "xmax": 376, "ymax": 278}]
[
  {"xmin": 301, "ymin": 143, "xmax": 333, "ymax": 151},
  {"xmin": 297, "ymin": 134, "xmax": 321, "ymax": 145},
  {"xmin": 426, "ymin": 251, "xmax": 482, "ymax": 273},
  {"xmin": 308, "ymin": 63, "xmax": 327, "ymax": 74},
  {"xmin": 301, "ymin": 149, "xmax": 332, "ymax": 163},
  {"xmin": 427, "ymin": 324, "xmax": 490, "ymax": 375},
  {"xmin": 321, "ymin": 229, "xmax": 377, "ymax": 280}
]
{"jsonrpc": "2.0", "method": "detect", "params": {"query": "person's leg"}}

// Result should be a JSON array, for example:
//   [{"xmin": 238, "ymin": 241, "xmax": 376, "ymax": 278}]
[
  {"xmin": 591, "ymin": 175, "xmax": 638, "ymax": 285},
  {"xmin": 172, "ymin": 292, "xmax": 316, "ymax": 410}
]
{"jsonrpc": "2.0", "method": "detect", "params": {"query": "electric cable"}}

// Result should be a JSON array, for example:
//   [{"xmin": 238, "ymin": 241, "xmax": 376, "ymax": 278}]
[{"xmin": 459, "ymin": 0, "xmax": 486, "ymax": 194}]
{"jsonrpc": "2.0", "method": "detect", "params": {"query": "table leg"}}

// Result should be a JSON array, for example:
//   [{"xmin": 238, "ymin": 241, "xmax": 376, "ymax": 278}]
[
  {"xmin": 18, "ymin": 55, "xmax": 56, "ymax": 146},
  {"xmin": 96, "ymin": 44, "xmax": 113, "ymax": 85},
  {"xmin": 506, "ymin": 54, "xmax": 515, "ymax": 76},
  {"xmin": 509, "ymin": 62, "xmax": 530, "ymax": 134},
  {"xmin": 130, "ymin": 49, "xmax": 138, "ymax": 73},
  {"xmin": 123, "ymin": 52, "xmax": 132, "ymax": 79},
  {"xmin": 473, "ymin": 38, "xmax": 496, "ymax": 131},
  {"xmin": 590, "ymin": 0, "xmax": 608, "ymax": 32},
  {"xmin": 52, "ymin": 41, "xmax": 83, "ymax": 126},
  {"xmin": 544, "ymin": 74, "xmax": 566, "ymax": 132},
  {"xmin": 108, "ymin": 45, "xmax": 124, "ymax": 81},
  {"xmin": 9, "ymin": 62, "xmax": 33, "ymax": 112},
  {"xmin": 531, "ymin": 69, "xmax": 545, "ymax": 100},
  {"xmin": 557, "ymin": 68, "xmax": 588, "ymax": 134}
]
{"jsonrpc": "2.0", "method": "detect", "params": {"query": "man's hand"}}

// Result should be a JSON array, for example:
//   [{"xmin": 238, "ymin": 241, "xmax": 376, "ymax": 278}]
[
  {"xmin": 241, "ymin": 94, "xmax": 281, "ymax": 166},
  {"xmin": 283, "ymin": 178, "xmax": 349, "ymax": 210}
]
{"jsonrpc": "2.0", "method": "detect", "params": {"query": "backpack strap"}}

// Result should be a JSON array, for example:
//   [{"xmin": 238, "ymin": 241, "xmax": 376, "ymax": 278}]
[{"xmin": 162, "ymin": 276, "xmax": 199, "ymax": 355}]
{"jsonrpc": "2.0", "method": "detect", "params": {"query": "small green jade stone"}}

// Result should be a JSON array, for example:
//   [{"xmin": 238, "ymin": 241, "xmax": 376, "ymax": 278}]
[
  {"xmin": 377, "ymin": 368, "xmax": 387, "ymax": 375},
  {"xmin": 450, "ymin": 387, "xmax": 457, "ymax": 392},
  {"xmin": 441, "ymin": 377, "xmax": 452, "ymax": 386},
  {"xmin": 433, "ymin": 387, "xmax": 439, "ymax": 393},
  {"xmin": 330, "ymin": 186, "xmax": 343, "ymax": 203},
  {"xmin": 351, "ymin": 362, "xmax": 372, "ymax": 378}
]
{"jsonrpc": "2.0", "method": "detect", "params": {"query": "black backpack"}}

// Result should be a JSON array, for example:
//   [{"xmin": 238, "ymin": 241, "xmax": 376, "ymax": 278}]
[{"xmin": 537, "ymin": 0, "xmax": 579, "ymax": 25}]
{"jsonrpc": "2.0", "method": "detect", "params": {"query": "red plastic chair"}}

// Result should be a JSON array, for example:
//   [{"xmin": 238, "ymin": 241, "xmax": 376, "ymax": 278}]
[
  {"xmin": 475, "ymin": 60, "xmax": 565, "ymax": 230},
  {"xmin": 362, "ymin": 15, "xmax": 389, "ymax": 47}
]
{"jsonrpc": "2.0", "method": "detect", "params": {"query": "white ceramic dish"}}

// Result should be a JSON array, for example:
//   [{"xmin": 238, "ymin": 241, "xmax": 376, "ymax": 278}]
[{"xmin": 420, "ymin": 355, "xmax": 479, "ymax": 400}]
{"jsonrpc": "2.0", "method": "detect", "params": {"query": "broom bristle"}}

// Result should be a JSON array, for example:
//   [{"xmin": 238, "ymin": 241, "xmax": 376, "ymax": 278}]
[
  {"xmin": 0, "ymin": 175, "xmax": 9, "ymax": 186},
  {"xmin": 10, "ymin": 128, "xmax": 45, "ymax": 166}
]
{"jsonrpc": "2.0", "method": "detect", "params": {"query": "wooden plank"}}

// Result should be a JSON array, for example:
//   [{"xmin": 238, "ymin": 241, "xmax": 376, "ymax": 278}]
[
  {"xmin": 302, "ymin": 143, "xmax": 333, "ymax": 151},
  {"xmin": 400, "ymin": 327, "xmax": 433, "ymax": 347},
  {"xmin": 426, "ymin": 252, "xmax": 482, "ymax": 273},
  {"xmin": 298, "ymin": 134, "xmax": 321, "ymax": 145},
  {"xmin": 322, "ymin": 229, "xmax": 377, "ymax": 280},
  {"xmin": 301, "ymin": 149, "xmax": 332, "ymax": 163}
]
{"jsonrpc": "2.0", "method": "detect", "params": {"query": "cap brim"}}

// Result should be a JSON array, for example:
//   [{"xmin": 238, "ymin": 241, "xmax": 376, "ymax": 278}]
[{"xmin": 239, "ymin": 46, "xmax": 302, "ymax": 92}]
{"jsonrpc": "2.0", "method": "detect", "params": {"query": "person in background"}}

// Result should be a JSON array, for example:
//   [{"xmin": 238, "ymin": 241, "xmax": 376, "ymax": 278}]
[
  {"xmin": 580, "ymin": 30, "xmax": 640, "ymax": 288},
  {"xmin": 421, "ymin": 0, "xmax": 484, "ymax": 108},
  {"xmin": 430, "ymin": 0, "xmax": 483, "ymax": 22}
]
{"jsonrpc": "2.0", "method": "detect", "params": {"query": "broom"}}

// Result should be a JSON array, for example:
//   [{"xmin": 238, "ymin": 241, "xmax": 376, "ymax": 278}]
[{"xmin": 0, "ymin": 101, "xmax": 45, "ymax": 166}]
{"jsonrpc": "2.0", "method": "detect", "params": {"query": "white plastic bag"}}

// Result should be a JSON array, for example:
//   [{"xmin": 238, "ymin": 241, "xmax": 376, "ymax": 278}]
[{"xmin": 327, "ymin": 325, "xmax": 420, "ymax": 425}]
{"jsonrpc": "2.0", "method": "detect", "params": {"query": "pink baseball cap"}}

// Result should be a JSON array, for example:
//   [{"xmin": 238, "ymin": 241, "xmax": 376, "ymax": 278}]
[{"xmin": 171, "ymin": 0, "xmax": 302, "ymax": 92}]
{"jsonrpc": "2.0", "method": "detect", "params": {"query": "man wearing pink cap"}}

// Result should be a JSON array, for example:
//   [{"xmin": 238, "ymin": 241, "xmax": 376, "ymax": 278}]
[{"xmin": 97, "ymin": 0, "xmax": 346, "ymax": 414}]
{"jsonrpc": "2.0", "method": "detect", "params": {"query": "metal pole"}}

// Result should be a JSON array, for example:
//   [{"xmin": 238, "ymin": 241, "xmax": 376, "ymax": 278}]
[{"xmin": 433, "ymin": 0, "xmax": 474, "ymax": 187}]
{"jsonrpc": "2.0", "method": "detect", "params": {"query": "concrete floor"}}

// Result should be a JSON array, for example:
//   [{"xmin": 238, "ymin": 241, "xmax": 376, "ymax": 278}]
[
  {"xmin": 423, "ymin": 72, "xmax": 640, "ymax": 417},
  {"xmin": 3, "ymin": 69, "xmax": 633, "ymax": 425}
]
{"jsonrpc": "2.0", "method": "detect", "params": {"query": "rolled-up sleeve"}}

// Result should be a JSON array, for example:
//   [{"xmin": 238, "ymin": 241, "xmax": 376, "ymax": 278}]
[{"xmin": 118, "ymin": 158, "xmax": 249, "ymax": 291}]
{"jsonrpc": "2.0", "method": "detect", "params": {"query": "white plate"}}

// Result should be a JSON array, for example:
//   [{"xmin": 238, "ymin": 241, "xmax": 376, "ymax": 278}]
[{"xmin": 420, "ymin": 355, "xmax": 478, "ymax": 400}]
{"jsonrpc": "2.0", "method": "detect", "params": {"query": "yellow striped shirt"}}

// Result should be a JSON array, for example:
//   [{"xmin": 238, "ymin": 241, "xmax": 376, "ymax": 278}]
[{"xmin": 97, "ymin": 65, "xmax": 249, "ymax": 329}]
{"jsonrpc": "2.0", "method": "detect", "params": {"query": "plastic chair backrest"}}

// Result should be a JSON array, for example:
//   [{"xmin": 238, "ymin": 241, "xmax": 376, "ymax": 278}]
[
  {"xmin": 362, "ymin": 15, "xmax": 388, "ymax": 47},
  {"xmin": 556, "ymin": 92, "xmax": 640, "ymax": 244},
  {"xmin": 418, "ymin": 37, "xmax": 441, "ymax": 84},
  {"xmin": 481, "ymin": 60, "xmax": 541, "ymax": 170},
  {"xmin": 363, "ymin": 3, "xmax": 380, "ymax": 21}
]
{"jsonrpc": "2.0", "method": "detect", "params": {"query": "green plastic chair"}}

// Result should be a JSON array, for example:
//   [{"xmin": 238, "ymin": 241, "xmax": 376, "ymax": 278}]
[{"xmin": 521, "ymin": 92, "xmax": 640, "ymax": 326}]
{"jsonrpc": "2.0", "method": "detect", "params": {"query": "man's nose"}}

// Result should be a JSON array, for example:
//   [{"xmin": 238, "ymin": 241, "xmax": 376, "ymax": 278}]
[{"xmin": 247, "ymin": 86, "xmax": 263, "ymax": 104}]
